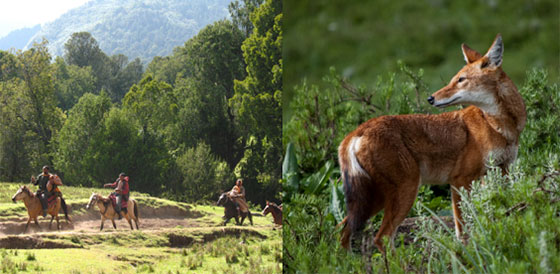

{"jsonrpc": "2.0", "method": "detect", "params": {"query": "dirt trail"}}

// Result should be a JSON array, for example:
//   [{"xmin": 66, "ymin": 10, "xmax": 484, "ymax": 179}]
[{"xmin": 0, "ymin": 204, "xmax": 207, "ymax": 236}]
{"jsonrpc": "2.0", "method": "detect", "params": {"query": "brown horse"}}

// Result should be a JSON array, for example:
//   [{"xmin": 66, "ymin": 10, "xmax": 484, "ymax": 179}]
[
  {"xmin": 11, "ymin": 185, "xmax": 71, "ymax": 233},
  {"xmin": 86, "ymin": 193, "xmax": 139, "ymax": 231},
  {"xmin": 262, "ymin": 201, "xmax": 282, "ymax": 225}
]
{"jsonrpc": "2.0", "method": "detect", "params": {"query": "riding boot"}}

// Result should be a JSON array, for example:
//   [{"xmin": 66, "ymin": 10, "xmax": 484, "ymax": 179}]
[
  {"xmin": 116, "ymin": 194, "xmax": 123, "ymax": 220},
  {"xmin": 39, "ymin": 193, "xmax": 48, "ymax": 217}
]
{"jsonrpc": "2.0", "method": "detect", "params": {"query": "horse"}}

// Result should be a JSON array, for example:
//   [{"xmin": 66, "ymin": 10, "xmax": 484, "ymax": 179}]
[
  {"xmin": 86, "ymin": 193, "xmax": 139, "ymax": 231},
  {"xmin": 217, "ymin": 192, "xmax": 253, "ymax": 226},
  {"xmin": 262, "ymin": 201, "xmax": 282, "ymax": 225},
  {"xmin": 11, "ymin": 185, "xmax": 71, "ymax": 233}
]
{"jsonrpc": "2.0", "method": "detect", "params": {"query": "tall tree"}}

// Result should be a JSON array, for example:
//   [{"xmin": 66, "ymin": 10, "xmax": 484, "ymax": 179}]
[
  {"xmin": 174, "ymin": 20, "xmax": 247, "ymax": 166},
  {"xmin": 52, "ymin": 56, "xmax": 96, "ymax": 111},
  {"xmin": 0, "ymin": 41, "xmax": 65, "ymax": 179},
  {"xmin": 228, "ymin": 0, "xmax": 264, "ymax": 37},
  {"xmin": 64, "ymin": 32, "xmax": 105, "ymax": 69},
  {"xmin": 53, "ymin": 92, "xmax": 112, "ymax": 185},
  {"xmin": 229, "ymin": 0, "xmax": 283, "ymax": 204}
]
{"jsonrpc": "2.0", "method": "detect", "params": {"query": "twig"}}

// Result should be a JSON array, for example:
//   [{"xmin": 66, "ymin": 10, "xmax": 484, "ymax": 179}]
[{"xmin": 505, "ymin": 202, "xmax": 528, "ymax": 216}]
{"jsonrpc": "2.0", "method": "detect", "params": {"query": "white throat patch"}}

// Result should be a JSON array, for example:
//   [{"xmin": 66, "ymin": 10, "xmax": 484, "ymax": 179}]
[{"xmin": 454, "ymin": 89, "xmax": 499, "ymax": 115}]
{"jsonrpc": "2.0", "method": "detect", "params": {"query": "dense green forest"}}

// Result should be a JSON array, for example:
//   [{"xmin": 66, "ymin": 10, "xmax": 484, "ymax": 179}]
[
  {"xmin": 283, "ymin": 0, "xmax": 559, "ymax": 272},
  {"xmin": 0, "ymin": 0, "xmax": 282, "ymax": 207}
]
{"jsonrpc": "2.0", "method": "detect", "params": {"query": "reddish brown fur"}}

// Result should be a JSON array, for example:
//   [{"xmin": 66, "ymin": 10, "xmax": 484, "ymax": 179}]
[{"xmin": 339, "ymin": 35, "xmax": 526, "ymax": 252}]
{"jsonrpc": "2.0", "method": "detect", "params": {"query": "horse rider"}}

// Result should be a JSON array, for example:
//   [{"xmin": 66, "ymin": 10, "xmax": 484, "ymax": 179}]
[
  {"xmin": 30, "ymin": 165, "xmax": 52, "ymax": 217},
  {"xmin": 103, "ymin": 172, "xmax": 129, "ymax": 219},
  {"xmin": 229, "ymin": 179, "xmax": 249, "ymax": 216}
]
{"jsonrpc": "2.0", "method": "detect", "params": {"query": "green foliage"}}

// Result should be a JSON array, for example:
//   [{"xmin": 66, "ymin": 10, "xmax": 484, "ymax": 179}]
[
  {"xmin": 176, "ymin": 142, "xmax": 232, "ymax": 202},
  {"xmin": 63, "ymin": 32, "xmax": 143, "ymax": 103},
  {"xmin": 52, "ymin": 56, "xmax": 96, "ymax": 111},
  {"xmin": 0, "ymin": 41, "xmax": 64, "ymax": 181},
  {"xmin": 53, "ymin": 92, "xmax": 112, "ymax": 186},
  {"xmin": 517, "ymin": 68, "xmax": 560, "ymax": 169},
  {"xmin": 283, "ymin": 0, "xmax": 559, "ymax": 116},
  {"xmin": 228, "ymin": 0, "xmax": 283, "ymax": 205}
]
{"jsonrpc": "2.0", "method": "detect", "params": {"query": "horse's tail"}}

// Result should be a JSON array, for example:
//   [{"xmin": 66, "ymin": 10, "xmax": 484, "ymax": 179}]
[
  {"xmin": 248, "ymin": 210, "xmax": 253, "ymax": 226},
  {"xmin": 133, "ymin": 200, "xmax": 139, "ymax": 222},
  {"xmin": 60, "ymin": 197, "xmax": 72, "ymax": 223}
]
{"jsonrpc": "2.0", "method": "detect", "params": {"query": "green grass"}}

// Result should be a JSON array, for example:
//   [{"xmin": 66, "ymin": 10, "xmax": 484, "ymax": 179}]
[{"xmin": 0, "ymin": 227, "xmax": 282, "ymax": 273}]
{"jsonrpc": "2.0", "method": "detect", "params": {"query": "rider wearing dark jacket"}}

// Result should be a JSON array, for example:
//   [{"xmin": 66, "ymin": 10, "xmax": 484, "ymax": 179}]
[
  {"xmin": 32, "ymin": 166, "xmax": 52, "ymax": 217},
  {"xmin": 103, "ymin": 172, "xmax": 129, "ymax": 219}
]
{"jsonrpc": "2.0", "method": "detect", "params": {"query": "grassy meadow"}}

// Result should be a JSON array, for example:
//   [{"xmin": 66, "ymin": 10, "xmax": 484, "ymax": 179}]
[{"xmin": 0, "ymin": 182, "xmax": 282, "ymax": 273}]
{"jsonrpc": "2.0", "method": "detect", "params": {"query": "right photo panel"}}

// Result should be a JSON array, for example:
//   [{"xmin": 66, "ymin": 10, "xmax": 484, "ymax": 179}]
[{"xmin": 282, "ymin": 0, "xmax": 560, "ymax": 272}]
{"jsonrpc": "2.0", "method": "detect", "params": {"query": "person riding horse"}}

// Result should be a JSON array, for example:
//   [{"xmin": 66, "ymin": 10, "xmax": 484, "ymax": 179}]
[
  {"xmin": 30, "ymin": 165, "xmax": 58, "ymax": 217},
  {"xmin": 229, "ymin": 179, "xmax": 249, "ymax": 216},
  {"xmin": 103, "ymin": 172, "xmax": 130, "ymax": 220}
]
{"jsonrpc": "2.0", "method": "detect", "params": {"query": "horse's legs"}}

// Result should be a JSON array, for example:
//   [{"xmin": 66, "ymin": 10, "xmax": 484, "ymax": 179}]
[
  {"xmin": 234, "ymin": 216, "xmax": 240, "ymax": 225},
  {"xmin": 248, "ymin": 211, "xmax": 253, "ymax": 226},
  {"xmin": 126, "ymin": 215, "xmax": 133, "ymax": 230},
  {"xmin": 34, "ymin": 218, "xmax": 41, "ymax": 231},
  {"xmin": 56, "ymin": 216, "xmax": 60, "ymax": 231},
  {"xmin": 49, "ymin": 216, "xmax": 54, "ymax": 229},
  {"xmin": 24, "ymin": 218, "xmax": 31, "ymax": 234},
  {"xmin": 100, "ymin": 217, "xmax": 105, "ymax": 231},
  {"xmin": 240, "ymin": 214, "xmax": 246, "ymax": 225},
  {"xmin": 111, "ymin": 219, "xmax": 117, "ymax": 230}
]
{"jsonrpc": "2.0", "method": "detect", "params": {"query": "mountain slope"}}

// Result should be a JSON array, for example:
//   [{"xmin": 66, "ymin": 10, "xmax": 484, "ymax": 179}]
[
  {"xmin": 25, "ymin": 0, "xmax": 231, "ymax": 62},
  {"xmin": 0, "ymin": 25, "xmax": 41, "ymax": 51}
]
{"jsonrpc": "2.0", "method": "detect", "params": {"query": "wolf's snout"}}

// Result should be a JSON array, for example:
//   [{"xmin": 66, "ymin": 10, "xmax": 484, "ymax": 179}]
[{"xmin": 427, "ymin": 96, "xmax": 435, "ymax": 105}]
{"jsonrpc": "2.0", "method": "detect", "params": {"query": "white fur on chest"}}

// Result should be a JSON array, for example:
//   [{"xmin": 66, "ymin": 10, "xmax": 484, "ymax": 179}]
[{"xmin": 485, "ymin": 145, "xmax": 518, "ymax": 167}]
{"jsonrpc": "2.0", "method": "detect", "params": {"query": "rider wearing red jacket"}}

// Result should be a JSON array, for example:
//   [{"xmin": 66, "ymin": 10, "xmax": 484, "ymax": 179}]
[{"xmin": 103, "ymin": 172, "xmax": 129, "ymax": 219}]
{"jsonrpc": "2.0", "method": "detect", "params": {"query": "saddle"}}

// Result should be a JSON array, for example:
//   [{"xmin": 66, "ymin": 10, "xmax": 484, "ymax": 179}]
[
  {"xmin": 107, "ymin": 194, "xmax": 128, "ymax": 209},
  {"xmin": 46, "ymin": 195, "xmax": 58, "ymax": 208}
]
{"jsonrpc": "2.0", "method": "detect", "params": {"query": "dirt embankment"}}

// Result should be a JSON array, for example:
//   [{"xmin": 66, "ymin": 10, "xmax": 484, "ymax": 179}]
[
  {"xmin": 0, "ymin": 235, "xmax": 81, "ymax": 249},
  {"xmin": 0, "ymin": 203, "xmax": 202, "ymax": 237}
]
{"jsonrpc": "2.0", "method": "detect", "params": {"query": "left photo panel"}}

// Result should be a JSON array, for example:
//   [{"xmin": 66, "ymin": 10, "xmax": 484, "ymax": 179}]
[{"xmin": 0, "ymin": 0, "xmax": 282, "ymax": 273}]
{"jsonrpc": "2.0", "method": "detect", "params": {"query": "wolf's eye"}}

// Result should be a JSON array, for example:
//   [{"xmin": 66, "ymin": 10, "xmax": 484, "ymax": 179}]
[{"xmin": 458, "ymin": 77, "xmax": 466, "ymax": 83}]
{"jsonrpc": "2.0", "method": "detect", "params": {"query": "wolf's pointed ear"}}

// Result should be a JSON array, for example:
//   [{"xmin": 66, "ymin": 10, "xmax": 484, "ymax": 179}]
[
  {"xmin": 461, "ymin": 43, "xmax": 482, "ymax": 64},
  {"xmin": 484, "ymin": 34, "xmax": 503, "ymax": 67}
]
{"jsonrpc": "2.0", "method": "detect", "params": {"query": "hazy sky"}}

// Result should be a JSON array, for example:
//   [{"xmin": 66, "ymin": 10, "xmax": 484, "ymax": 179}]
[{"xmin": 0, "ymin": 0, "xmax": 91, "ymax": 38}]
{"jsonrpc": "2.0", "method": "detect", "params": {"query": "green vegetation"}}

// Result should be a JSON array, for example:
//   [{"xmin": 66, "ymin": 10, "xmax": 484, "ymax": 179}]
[
  {"xmin": 0, "ymin": 231, "xmax": 282, "ymax": 273},
  {"xmin": 283, "ymin": 65, "xmax": 560, "ymax": 272},
  {"xmin": 0, "ymin": 0, "xmax": 282, "ymax": 207},
  {"xmin": 283, "ymin": 0, "xmax": 559, "ymax": 119}
]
